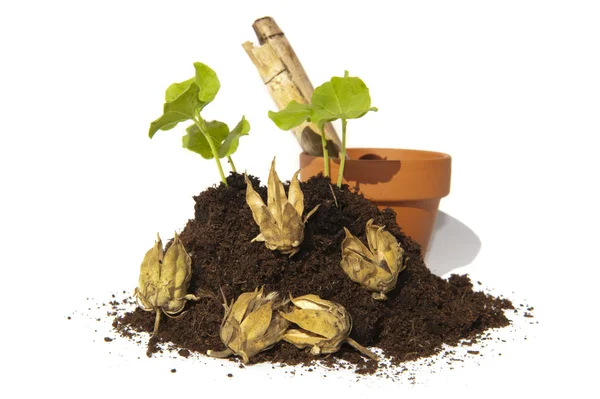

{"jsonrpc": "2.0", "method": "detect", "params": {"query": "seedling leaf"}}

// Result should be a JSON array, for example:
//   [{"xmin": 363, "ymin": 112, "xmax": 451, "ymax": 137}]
[
  {"xmin": 149, "ymin": 84, "xmax": 200, "ymax": 138},
  {"xmin": 218, "ymin": 116, "xmax": 250, "ymax": 158},
  {"xmin": 194, "ymin": 62, "xmax": 220, "ymax": 106},
  {"xmin": 182, "ymin": 120, "xmax": 229, "ymax": 159},
  {"xmin": 165, "ymin": 78, "xmax": 195, "ymax": 103},
  {"xmin": 310, "ymin": 71, "xmax": 376, "ymax": 128},
  {"xmin": 268, "ymin": 101, "xmax": 312, "ymax": 130}
]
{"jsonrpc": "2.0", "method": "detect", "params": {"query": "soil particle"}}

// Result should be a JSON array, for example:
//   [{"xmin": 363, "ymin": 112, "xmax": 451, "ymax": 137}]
[
  {"xmin": 178, "ymin": 349, "xmax": 191, "ymax": 358},
  {"xmin": 115, "ymin": 173, "xmax": 513, "ymax": 373}
]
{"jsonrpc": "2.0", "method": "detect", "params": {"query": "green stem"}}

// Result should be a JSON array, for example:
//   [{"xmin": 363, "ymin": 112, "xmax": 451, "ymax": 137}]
[
  {"xmin": 319, "ymin": 126, "xmax": 330, "ymax": 177},
  {"xmin": 194, "ymin": 116, "xmax": 227, "ymax": 186},
  {"xmin": 227, "ymin": 156, "xmax": 237, "ymax": 173},
  {"xmin": 337, "ymin": 119, "xmax": 347, "ymax": 187}
]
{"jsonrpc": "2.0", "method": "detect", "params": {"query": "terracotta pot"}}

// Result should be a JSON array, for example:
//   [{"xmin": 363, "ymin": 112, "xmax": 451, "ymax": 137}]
[{"xmin": 299, "ymin": 148, "xmax": 452, "ymax": 255}]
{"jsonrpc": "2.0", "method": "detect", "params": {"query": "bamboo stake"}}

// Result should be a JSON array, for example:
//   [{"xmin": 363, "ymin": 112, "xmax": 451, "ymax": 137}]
[{"xmin": 243, "ymin": 17, "xmax": 341, "ymax": 157}]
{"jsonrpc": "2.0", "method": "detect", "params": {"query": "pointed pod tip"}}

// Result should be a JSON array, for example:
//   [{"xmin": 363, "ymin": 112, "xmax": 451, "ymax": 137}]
[{"xmin": 292, "ymin": 169, "xmax": 301, "ymax": 181}]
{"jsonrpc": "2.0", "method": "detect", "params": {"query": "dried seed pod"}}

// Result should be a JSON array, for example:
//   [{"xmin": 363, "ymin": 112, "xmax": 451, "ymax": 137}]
[
  {"xmin": 134, "ymin": 233, "xmax": 198, "ymax": 334},
  {"xmin": 245, "ymin": 158, "xmax": 319, "ymax": 256},
  {"xmin": 207, "ymin": 287, "xmax": 289, "ymax": 363},
  {"xmin": 280, "ymin": 294, "xmax": 378, "ymax": 360},
  {"xmin": 340, "ymin": 219, "xmax": 408, "ymax": 300}
]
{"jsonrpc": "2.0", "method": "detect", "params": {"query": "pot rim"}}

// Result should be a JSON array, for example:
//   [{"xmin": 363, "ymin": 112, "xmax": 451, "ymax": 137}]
[
  {"xmin": 299, "ymin": 147, "xmax": 451, "ymax": 201},
  {"xmin": 301, "ymin": 148, "xmax": 451, "ymax": 163}
]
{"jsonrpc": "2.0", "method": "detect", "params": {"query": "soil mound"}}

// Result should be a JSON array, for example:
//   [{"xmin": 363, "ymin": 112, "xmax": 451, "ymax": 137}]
[{"xmin": 116, "ymin": 173, "xmax": 512, "ymax": 371}]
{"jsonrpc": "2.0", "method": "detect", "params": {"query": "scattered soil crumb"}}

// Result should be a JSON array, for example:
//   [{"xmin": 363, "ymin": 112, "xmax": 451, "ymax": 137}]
[{"xmin": 178, "ymin": 349, "xmax": 190, "ymax": 358}]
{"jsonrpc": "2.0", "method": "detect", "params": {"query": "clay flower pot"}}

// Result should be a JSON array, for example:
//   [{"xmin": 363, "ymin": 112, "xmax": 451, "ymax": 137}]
[{"xmin": 299, "ymin": 148, "xmax": 451, "ymax": 256}]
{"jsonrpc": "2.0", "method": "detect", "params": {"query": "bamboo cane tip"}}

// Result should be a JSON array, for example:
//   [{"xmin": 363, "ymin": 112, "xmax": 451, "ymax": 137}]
[
  {"xmin": 252, "ymin": 16, "xmax": 284, "ymax": 45},
  {"xmin": 241, "ymin": 41, "xmax": 254, "ymax": 52}
]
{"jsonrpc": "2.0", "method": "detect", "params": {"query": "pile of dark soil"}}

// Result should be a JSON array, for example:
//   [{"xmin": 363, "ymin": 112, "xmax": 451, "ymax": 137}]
[{"xmin": 115, "ymin": 173, "xmax": 513, "ymax": 372}]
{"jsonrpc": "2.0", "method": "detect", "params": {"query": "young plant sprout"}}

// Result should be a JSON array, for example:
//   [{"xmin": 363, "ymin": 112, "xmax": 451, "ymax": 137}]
[
  {"xmin": 279, "ymin": 294, "xmax": 378, "ymax": 361},
  {"xmin": 268, "ymin": 71, "xmax": 377, "ymax": 187},
  {"xmin": 207, "ymin": 287, "xmax": 289, "ymax": 364},
  {"xmin": 149, "ymin": 62, "xmax": 250, "ymax": 186},
  {"xmin": 134, "ymin": 233, "xmax": 198, "ymax": 334},
  {"xmin": 245, "ymin": 158, "xmax": 320, "ymax": 257},
  {"xmin": 340, "ymin": 219, "xmax": 408, "ymax": 300}
]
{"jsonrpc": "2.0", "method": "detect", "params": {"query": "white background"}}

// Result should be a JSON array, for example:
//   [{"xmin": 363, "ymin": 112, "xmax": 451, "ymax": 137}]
[{"xmin": 1, "ymin": 0, "xmax": 598, "ymax": 397}]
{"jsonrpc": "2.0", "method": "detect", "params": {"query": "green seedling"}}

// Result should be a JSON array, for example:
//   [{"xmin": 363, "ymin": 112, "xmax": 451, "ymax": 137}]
[
  {"xmin": 268, "ymin": 71, "xmax": 376, "ymax": 187},
  {"xmin": 149, "ymin": 62, "xmax": 250, "ymax": 185}
]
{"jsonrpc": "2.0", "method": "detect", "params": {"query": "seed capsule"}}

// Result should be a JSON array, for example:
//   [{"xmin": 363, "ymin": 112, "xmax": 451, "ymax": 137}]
[
  {"xmin": 280, "ymin": 294, "xmax": 378, "ymax": 360},
  {"xmin": 134, "ymin": 233, "xmax": 198, "ymax": 334},
  {"xmin": 245, "ymin": 158, "xmax": 319, "ymax": 257},
  {"xmin": 207, "ymin": 287, "xmax": 289, "ymax": 363},
  {"xmin": 340, "ymin": 219, "xmax": 408, "ymax": 300}
]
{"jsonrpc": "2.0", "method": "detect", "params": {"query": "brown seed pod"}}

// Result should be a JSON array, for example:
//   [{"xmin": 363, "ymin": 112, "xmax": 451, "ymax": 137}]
[
  {"xmin": 207, "ymin": 287, "xmax": 289, "ymax": 364},
  {"xmin": 280, "ymin": 294, "xmax": 378, "ymax": 360},
  {"xmin": 245, "ymin": 157, "xmax": 319, "ymax": 256},
  {"xmin": 134, "ymin": 233, "xmax": 198, "ymax": 334},
  {"xmin": 340, "ymin": 219, "xmax": 408, "ymax": 300}
]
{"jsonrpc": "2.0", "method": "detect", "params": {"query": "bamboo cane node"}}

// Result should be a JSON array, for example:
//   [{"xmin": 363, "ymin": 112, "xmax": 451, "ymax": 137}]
[{"xmin": 253, "ymin": 17, "xmax": 284, "ymax": 44}]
